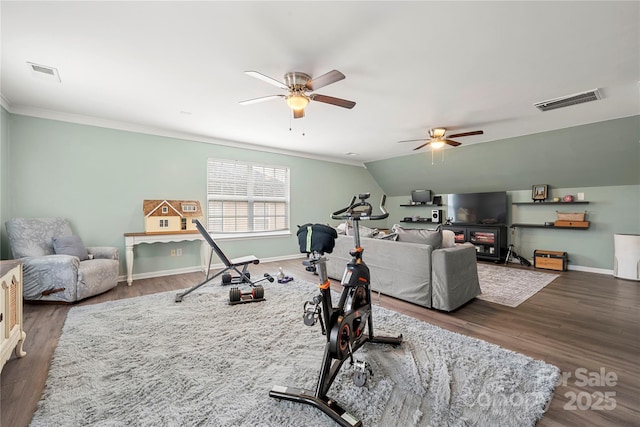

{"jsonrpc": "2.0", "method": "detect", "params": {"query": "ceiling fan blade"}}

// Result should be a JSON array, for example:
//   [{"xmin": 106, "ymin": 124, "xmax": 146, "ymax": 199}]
[
  {"xmin": 397, "ymin": 138, "xmax": 428, "ymax": 144},
  {"xmin": 444, "ymin": 139, "xmax": 462, "ymax": 147},
  {"xmin": 311, "ymin": 94, "xmax": 356, "ymax": 109},
  {"xmin": 244, "ymin": 71, "xmax": 288, "ymax": 90},
  {"xmin": 293, "ymin": 108, "xmax": 305, "ymax": 119},
  {"xmin": 447, "ymin": 130, "xmax": 484, "ymax": 138},
  {"xmin": 413, "ymin": 141, "xmax": 432, "ymax": 151},
  {"xmin": 239, "ymin": 95, "xmax": 285, "ymax": 105},
  {"xmin": 306, "ymin": 70, "xmax": 345, "ymax": 91}
]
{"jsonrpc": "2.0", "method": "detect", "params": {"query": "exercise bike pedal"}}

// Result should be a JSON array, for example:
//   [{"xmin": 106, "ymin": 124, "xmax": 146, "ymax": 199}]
[{"xmin": 352, "ymin": 360, "xmax": 372, "ymax": 387}]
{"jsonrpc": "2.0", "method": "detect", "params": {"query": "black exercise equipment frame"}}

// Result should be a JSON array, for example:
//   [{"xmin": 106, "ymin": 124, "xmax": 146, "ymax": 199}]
[
  {"xmin": 270, "ymin": 194, "xmax": 403, "ymax": 427},
  {"xmin": 175, "ymin": 219, "xmax": 273, "ymax": 303}
]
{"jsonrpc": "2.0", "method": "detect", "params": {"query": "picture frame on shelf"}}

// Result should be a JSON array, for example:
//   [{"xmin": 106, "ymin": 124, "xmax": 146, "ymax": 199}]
[{"xmin": 532, "ymin": 184, "xmax": 548, "ymax": 202}]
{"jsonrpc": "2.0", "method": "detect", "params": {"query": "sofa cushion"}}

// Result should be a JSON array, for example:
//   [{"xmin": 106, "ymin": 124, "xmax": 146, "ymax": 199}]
[
  {"xmin": 442, "ymin": 230, "xmax": 456, "ymax": 248},
  {"xmin": 393, "ymin": 225, "xmax": 442, "ymax": 248},
  {"xmin": 53, "ymin": 235, "xmax": 90, "ymax": 261}
]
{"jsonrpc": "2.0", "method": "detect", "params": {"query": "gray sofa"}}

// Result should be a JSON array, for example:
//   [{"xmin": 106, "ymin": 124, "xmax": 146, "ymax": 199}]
[{"xmin": 325, "ymin": 228, "xmax": 480, "ymax": 311}]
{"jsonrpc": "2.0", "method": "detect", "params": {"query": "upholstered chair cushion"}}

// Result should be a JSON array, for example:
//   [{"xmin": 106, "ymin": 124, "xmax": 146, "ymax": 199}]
[{"xmin": 53, "ymin": 235, "xmax": 90, "ymax": 260}]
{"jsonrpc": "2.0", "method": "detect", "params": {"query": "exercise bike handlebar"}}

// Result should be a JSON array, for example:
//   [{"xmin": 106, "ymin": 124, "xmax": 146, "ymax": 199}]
[{"xmin": 331, "ymin": 194, "xmax": 389, "ymax": 221}]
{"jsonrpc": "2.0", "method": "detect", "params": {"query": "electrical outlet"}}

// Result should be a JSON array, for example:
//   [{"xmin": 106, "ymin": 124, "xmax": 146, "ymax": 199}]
[
  {"xmin": 176, "ymin": 248, "xmax": 182, "ymax": 256},
  {"xmin": 170, "ymin": 249, "xmax": 176, "ymax": 256}
]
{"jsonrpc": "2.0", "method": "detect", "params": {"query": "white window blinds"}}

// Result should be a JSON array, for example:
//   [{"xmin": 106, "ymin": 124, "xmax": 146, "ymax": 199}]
[{"xmin": 207, "ymin": 159, "xmax": 290, "ymax": 234}]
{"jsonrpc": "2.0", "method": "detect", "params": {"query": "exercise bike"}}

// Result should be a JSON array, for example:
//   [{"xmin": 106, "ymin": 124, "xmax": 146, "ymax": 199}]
[{"xmin": 270, "ymin": 193, "xmax": 403, "ymax": 427}]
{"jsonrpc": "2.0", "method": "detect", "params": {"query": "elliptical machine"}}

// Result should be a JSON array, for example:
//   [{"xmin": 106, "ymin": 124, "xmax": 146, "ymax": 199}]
[{"xmin": 270, "ymin": 193, "xmax": 403, "ymax": 427}]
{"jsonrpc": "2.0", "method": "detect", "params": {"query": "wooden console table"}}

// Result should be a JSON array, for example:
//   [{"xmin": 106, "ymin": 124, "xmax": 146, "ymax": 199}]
[{"xmin": 124, "ymin": 231, "xmax": 211, "ymax": 286}]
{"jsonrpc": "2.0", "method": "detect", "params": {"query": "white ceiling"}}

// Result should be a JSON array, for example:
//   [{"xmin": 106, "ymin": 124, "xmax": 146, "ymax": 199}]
[{"xmin": 2, "ymin": 1, "xmax": 639, "ymax": 165}]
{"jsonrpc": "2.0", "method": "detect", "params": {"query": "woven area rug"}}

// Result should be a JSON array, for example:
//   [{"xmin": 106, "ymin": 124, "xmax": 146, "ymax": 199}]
[
  {"xmin": 476, "ymin": 263, "xmax": 559, "ymax": 307},
  {"xmin": 31, "ymin": 278, "xmax": 559, "ymax": 426}
]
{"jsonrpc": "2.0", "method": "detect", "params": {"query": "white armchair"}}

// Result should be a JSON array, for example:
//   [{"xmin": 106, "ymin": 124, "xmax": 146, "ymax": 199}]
[{"xmin": 5, "ymin": 218, "xmax": 119, "ymax": 302}]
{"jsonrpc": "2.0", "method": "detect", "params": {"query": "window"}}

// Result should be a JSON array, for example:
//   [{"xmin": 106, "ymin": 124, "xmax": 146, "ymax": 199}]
[
  {"xmin": 207, "ymin": 159, "xmax": 290, "ymax": 235},
  {"xmin": 159, "ymin": 219, "xmax": 169, "ymax": 228},
  {"xmin": 161, "ymin": 206, "xmax": 168, "ymax": 214},
  {"xmin": 182, "ymin": 203, "xmax": 197, "ymax": 212}
]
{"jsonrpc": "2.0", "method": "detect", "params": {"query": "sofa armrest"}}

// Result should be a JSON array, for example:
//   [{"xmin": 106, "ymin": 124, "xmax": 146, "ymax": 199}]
[
  {"xmin": 431, "ymin": 243, "xmax": 481, "ymax": 311},
  {"xmin": 87, "ymin": 246, "xmax": 119, "ymax": 261},
  {"xmin": 21, "ymin": 255, "xmax": 79, "ymax": 301}
]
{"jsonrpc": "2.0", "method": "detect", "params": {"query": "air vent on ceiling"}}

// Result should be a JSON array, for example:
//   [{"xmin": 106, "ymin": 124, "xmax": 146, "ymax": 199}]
[
  {"xmin": 534, "ymin": 89, "xmax": 601, "ymax": 112},
  {"xmin": 27, "ymin": 62, "xmax": 61, "ymax": 83}
]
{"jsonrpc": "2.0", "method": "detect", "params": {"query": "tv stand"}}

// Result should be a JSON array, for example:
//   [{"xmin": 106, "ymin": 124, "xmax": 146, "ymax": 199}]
[{"xmin": 442, "ymin": 224, "xmax": 507, "ymax": 262}]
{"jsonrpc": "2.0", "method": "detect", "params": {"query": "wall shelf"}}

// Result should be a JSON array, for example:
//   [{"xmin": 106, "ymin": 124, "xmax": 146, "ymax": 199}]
[
  {"xmin": 511, "ymin": 223, "xmax": 590, "ymax": 230},
  {"xmin": 512, "ymin": 201, "xmax": 590, "ymax": 205}
]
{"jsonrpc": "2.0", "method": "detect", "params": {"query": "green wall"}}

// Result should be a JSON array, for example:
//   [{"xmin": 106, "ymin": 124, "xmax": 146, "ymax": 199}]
[
  {"xmin": 0, "ymin": 107, "xmax": 9, "ymax": 259},
  {"xmin": 1, "ymin": 113, "xmax": 383, "ymax": 279},
  {"xmin": 2, "ymin": 111, "xmax": 639, "ymax": 274}
]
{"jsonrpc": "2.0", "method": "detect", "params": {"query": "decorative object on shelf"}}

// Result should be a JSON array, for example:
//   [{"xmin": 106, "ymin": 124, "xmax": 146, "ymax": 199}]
[
  {"xmin": 433, "ymin": 195, "xmax": 442, "ymax": 206},
  {"xmin": 553, "ymin": 197, "xmax": 561, "ymax": 202},
  {"xmin": 143, "ymin": 200, "xmax": 203, "ymax": 233},
  {"xmin": 431, "ymin": 209, "xmax": 442, "ymax": 223},
  {"xmin": 532, "ymin": 184, "xmax": 548, "ymax": 202},
  {"xmin": 562, "ymin": 195, "xmax": 574, "ymax": 202},
  {"xmin": 555, "ymin": 211, "xmax": 589, "ymax": 228}
]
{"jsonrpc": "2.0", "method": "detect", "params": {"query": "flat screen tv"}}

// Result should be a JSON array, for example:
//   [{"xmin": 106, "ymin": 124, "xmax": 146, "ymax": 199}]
[
  {"xmin": 411, "ymin": 189, "xmax": 431, "ymax": 204},
  {"xmin": 449, "ymin": 191, "xmax": 507, "ymax": 225}
]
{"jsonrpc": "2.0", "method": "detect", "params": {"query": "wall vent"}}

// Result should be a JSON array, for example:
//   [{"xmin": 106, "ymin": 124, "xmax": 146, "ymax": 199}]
[
  {"xmin": 534, "ymin": 89, "xmax": 601, "ymax": 112},
  {"xmin": 27, "ymin": 62, "xmax": 61, "ymax": 83}
]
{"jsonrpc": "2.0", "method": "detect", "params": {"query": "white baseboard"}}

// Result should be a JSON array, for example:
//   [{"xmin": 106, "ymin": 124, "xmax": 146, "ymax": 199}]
[
  {"xmin": 567, "ymin": 265, "xmax": 613, "ymax": 276},
  {"xmin": 118, "ymin": 253, "xmax": 306, "ymax": 283},
  {"xmin": 499, "ymin": 258, "xmax": 613, "ymax": 276},
  {"xmin": 118, "ymin": 252, "xmax": 614, "ymax": 283}
]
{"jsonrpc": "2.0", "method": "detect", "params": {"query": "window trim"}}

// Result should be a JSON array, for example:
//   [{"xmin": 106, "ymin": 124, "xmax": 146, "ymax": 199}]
[{"xmin": 206, "ymin": 158, "xmax": 290, "ymax": 237}]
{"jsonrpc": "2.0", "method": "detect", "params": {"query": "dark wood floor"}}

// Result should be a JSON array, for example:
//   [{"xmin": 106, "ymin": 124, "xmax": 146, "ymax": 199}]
[{"xmin": 2, "ymin": 259, "xmax": 638, "ymax": 426}]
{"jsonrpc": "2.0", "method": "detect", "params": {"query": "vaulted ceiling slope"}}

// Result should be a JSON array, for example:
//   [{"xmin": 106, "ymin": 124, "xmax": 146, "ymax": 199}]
[
  {"xmin": 1, "ymin": 1, "xmax": 638, "ymax": 164},
  {"xmin": 365, "ymin": 115, "xmax": 640, "ymax": 197}
]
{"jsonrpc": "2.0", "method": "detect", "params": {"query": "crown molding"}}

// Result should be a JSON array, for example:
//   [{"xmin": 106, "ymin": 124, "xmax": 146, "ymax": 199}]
[
  {"xmin": 0, "ymin": 94, "xmax": 12, "ymax": 111},
  {"xmin": 5, "ymin": 104, "xmax": 366, "ymax": 168}
]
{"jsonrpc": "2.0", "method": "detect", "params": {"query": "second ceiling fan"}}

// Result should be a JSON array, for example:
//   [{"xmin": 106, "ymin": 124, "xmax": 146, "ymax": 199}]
[
  {"xmin": 239, "ymin": 69, "xmax": 356, "ymax": 119},
  {"xmin": 399, "ymin": 128, "xmax": 484, "ymax": 151}
]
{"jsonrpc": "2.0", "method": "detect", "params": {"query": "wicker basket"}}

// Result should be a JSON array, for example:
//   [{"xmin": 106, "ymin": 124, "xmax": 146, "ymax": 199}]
[{"xmin": 556, "ymin": 211, "xmax": 586, "ymax": 221}]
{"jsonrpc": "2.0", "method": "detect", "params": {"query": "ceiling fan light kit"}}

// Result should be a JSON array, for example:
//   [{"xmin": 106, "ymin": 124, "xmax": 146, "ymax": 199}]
[
  {"xmin": 285, "ymin": 93, "xmax": 309, "ymax": 110},
  {"xmin": 430, "ymin": 139, "xmax": 446, "ymax": 149}
]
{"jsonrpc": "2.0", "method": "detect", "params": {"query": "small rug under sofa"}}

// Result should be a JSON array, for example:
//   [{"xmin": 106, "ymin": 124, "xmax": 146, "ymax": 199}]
[{"xmin": 476, "ymin": 263, "xmax": 559, "ymax": 307}]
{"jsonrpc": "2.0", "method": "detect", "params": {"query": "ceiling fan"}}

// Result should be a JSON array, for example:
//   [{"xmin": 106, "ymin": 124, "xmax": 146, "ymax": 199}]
[
  {"xmin": 239, "ymin": 69, "xmax": 356, "ymax": 119},
  {"xmin": 398, "ymin": 128, "xmax": 484, "ymax": 151}
]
